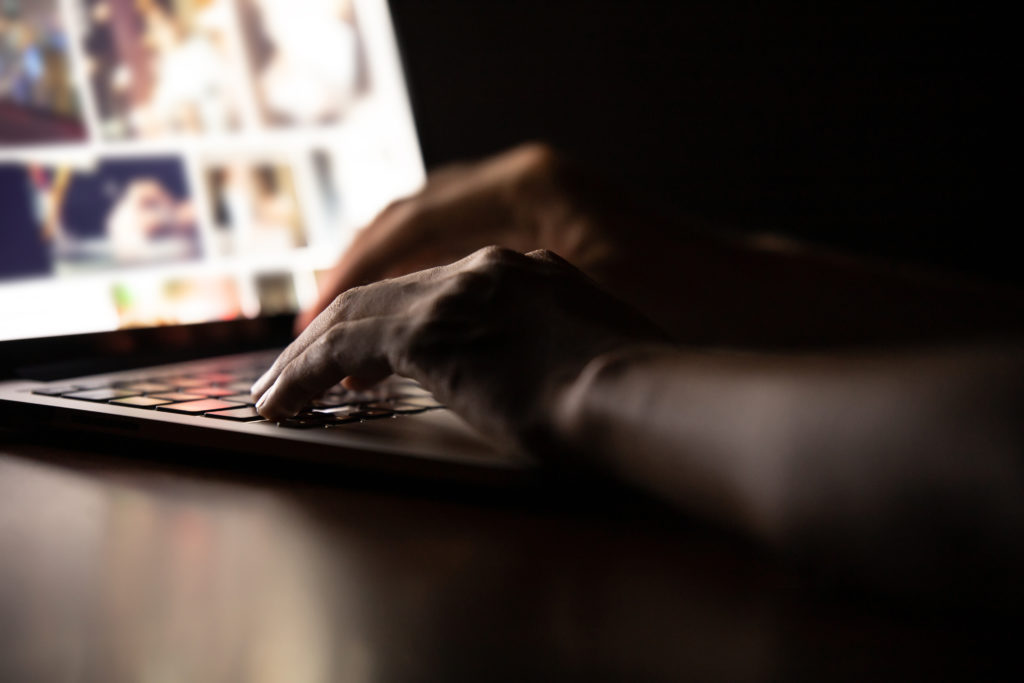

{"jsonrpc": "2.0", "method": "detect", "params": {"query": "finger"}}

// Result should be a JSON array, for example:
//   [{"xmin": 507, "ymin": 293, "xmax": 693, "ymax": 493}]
[
  {"xmin": 525, "ymin": 248, "xmax": 568, "ymax": 265},
  {"xmin": 273, "ymin": 264, "xmax": 454, "ymax": 397},
  {"xmin": 263, "ymin": 273, "xmax": 415, "ymax": 399},
  {"xmin": 525, "ymin": 248, "xmax": 581, "ymax": 272},
  {"xmin": 253, "ymin": 292, "xmax": 357, "ymax": 400},
  {"xmin": 341, "ymin": 369, "xmax": 392, "ymax": 392},
  {"xmin": 255, "ymin": 318, "xmax": 392, "ymax": 420}
]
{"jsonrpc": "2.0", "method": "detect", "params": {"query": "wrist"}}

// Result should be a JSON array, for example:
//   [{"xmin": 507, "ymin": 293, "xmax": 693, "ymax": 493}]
[{"xmin": 550, "ymin": 343, "xmax": 676, "ymax": 461}]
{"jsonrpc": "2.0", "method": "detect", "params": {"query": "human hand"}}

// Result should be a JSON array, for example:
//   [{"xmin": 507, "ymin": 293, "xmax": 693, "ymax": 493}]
[
  {"xmin": 254, "ymin": 246, "xmax": 668, "ymax": 450},
  {"xmin": 295, "ymin": 143, "xmax": 623, "ymax": 333}
]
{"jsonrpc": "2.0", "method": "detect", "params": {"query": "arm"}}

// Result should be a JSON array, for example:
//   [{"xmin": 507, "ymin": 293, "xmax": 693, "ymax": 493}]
[
  {"xmin": 559, "ymin": 343, "xmax": 1024, "ymax": 599},
  {"xmin": 299, "ymin": 143, "xmax": 1024, "ymax": 345},
  {"xmin": 254, "ymin": 246, "xmax": 1024, "ymax": 602}
]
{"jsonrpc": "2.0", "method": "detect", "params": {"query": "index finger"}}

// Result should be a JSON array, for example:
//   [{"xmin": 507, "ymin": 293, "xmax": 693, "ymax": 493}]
[
  {"xmin": 251, "ymin": 301, "xmax": 346, "ymax": 401},
  {"xmin": 255, "ymin": 318, "xmax": 393, "ymax": 420},
  {"xmin": 261, "ymin": 264, "xmax": 436, "ymax": 400}
]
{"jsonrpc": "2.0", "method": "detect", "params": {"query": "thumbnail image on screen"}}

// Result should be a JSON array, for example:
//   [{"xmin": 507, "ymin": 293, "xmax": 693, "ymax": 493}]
[
  {"xmin": 238, "ymin": 0, "xmax": 368, "ymax": 127},
  {"xmin": 82, "ymin": 0, "xmax": 370, "ymax": 139},
  {"xmin": 0, "ymin": 0, "xmax": 425, "ymax": 342},
  {"xmin": 83, "ymin": 0, "xmax": 247, "ymax": 139},
  {"xmin": 113, "ymin": 275, "xmax": 242, "ymax": 328},
  {"xmin": 0, "ymin": 0, "xmax": 86, "ymax": 144},
  {"xmin": 205, "ymin": 157, "xmax": 306, "ymax": 256},
  {"xmin": 254, "ymin": 272, "xmax": 298, "ymax": 316},
  {"xmin": 0, "ymin": 157, "xmax": 199, "ymax": 281}
]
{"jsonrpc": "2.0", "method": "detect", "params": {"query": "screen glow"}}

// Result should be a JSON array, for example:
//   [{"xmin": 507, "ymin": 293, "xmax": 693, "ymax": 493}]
[{"xmin": 0, "ymin": 0, "xmax": 424, "ymax": 341}]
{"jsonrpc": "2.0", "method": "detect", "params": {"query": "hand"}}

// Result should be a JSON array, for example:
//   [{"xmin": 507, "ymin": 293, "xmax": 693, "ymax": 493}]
[
  {"xmin": 295, "ymin": 143, "xmax": 637, "ymax": 333},
  {"xmin": 253, "ymin": 246, "xmax": 669, "ymax": 450}
]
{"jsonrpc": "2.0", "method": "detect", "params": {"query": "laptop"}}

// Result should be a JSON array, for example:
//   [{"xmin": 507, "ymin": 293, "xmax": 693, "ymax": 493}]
[{"xmin": 0, "ymin": 0, "xmax": 534, "ymax": 482}]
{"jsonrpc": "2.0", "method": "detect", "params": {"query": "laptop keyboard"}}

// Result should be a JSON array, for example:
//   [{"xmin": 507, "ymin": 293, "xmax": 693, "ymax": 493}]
[{"xmin": 32, "ymin": 358, "xmax": 443, "ymax": 429}]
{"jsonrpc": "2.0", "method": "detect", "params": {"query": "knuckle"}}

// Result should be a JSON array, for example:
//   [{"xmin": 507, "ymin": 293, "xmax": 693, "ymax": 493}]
[
  {"xmin": 329, "ymin": 285, "xmax": 363, "ymax": 315},
  {"xmin": 320, "ymin": 324, "xmax": 346, "ymax": 353},
  {"xmin": 516, "ymin": 141, "xmax": 559, "ymax": 173},
  {"xmin": 527, "ymin": 248, "xmax": 570, "ymax": 268},
  {"xmin": 516, "ymin": 142, "xmax": 569, "ymax": 190},
  {"xmin": 473, "ymin": 244, "xmax": 517, "ymax": 267},
  {"xmin": 418, "ymin": 268, "xmax": 501, "ymax": 331},
  {"xmin": 374, "ymin": 196, "xmax": 412, "ymax": 223}
]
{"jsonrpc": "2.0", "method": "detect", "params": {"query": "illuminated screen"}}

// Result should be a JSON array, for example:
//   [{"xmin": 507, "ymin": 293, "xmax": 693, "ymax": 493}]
[{"xmin": 0, "ymin": 0, "xmax": 424, "ymax": 341}]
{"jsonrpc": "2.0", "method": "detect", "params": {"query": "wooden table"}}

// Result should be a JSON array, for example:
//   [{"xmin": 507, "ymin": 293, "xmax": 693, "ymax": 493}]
[{"xmin": 0, "ymin": 432, "xmax": 1014, "ymax": 682}]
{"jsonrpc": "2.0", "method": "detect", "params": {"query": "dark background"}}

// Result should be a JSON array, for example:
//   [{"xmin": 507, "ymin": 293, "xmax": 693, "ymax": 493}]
[{"xmin": 389, "ymin": 2, "xmax": 1015, "ymax": 284}]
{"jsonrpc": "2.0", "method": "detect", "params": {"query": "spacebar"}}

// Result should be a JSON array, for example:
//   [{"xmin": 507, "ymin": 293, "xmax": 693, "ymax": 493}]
[
  {"xmin": 203, "ymin": 407, "xmax": 265, "ymax": 421},
  {"xmin": 156, "ymin": 399, "xmax": 245, "ymax": 414}
]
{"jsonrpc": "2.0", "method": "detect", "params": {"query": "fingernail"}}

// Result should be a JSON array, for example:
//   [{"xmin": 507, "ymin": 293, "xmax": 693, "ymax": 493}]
[{"xmin": 255, "ymin": 382, "xmax": 275, "ymax": 413}]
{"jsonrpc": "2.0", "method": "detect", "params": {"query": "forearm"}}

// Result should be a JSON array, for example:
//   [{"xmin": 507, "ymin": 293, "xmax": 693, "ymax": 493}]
[{"xmin": 554, "ymin": 343, "xmax": 1024, "ymax": 596}]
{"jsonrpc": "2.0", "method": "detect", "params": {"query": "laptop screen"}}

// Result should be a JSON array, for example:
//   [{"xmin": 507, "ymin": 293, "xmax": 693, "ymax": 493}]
[{"xmin": 0, "ymin": 0, "xmax": 424, "ymax": 343}]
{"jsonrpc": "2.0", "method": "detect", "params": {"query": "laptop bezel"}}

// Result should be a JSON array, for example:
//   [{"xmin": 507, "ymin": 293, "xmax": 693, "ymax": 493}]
[{"xmin": 0, "ymin": 315, "xmax": 295, "ymax": 381}]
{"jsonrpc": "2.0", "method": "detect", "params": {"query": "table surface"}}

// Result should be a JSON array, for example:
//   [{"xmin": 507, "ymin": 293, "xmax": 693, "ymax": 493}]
[{"xmin": 0, "ymin": 432, "xmax": 1016, "ymax": 682}]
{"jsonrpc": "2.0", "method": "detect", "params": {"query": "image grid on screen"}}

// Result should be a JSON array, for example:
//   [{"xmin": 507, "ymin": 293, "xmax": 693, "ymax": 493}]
[{"xmin": 0, "ymin": 0, "xmax": 424, "ymax": 341}]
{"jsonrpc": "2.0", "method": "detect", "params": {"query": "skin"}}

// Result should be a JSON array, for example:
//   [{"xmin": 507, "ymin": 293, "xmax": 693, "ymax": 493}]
[
  {"xmin": 295, "ymin": 143, "xmax": 1024, "ymax": 346},
  {"xmin": 254, "ymin": 144, "xmax": 1024, "ymax": 601},
  {"xmin": 559, "ymin": 343, "xmax": 1024, "ymax": 601},
  {"xmin": 254, "ymin": 246, "xmax": 669, "ymax": 444}
]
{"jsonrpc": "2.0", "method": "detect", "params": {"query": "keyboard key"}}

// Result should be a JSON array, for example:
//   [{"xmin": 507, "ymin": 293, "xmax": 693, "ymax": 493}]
[
  {"xmin": 311, "ymin": 389, "xmax": 387, "ymax": 407},
  {"xmin": 310, "ymin": 395, "xmax": 359, "ymax": 408},
  {"xmin": 321, "ymin": 415, "xmax": 360, "ymax": 427},
  {"xmin": 276, "ymin": 411, "xmax": 359, "ymax": 429},
  {"xmin": 190, "ymin": 386, "xmax": 236, "ymax": 397},
  {"xmin": 225, "ymin": 381, "xmax": 255, "ymax": 393},
  {"xmin": 278, "ymin": 415, "xmax": 332, "ymax": 429},
  {"xmin": 311, "ymin": 404, "xmax": 364, "ymax": 416},
  {"xmin": 156, "ymin": 398, "xmax": 245, "ymax": 415},
  {"xmin": 312, "ymin": 403, "xmax": 395, "ymax": 419},
  {"xmin": 116, "ymin": 381, "xmax": 174, "ymax": 393},
  {"xmin": 204, "ymin": 407, "xmax": 266, "ymax": 422},
  {"xmin": 31, "ymin": 386, "xmax": 78, "ymax": 396},
  {"xmin": 63, "ymin": 388, "xmax": 142, "ymax": 402},
  {"xmin": 356, "ymin": 408, "xmax": 395, "ymax": 419},
  {"xmin": 221, "ymin": 394, "xmax": 256, "ymax": 404},
  {"xmin": 165, "ymin": 377, "xmax": 208, "ymax": 388},
  {"xmin": 110, "ymin": 396, "xmax": 174, "ymax": 408},
  {"xmin": 148, "ymin": 392, "xmax": 205, "ymax": 402},
  {"xmin": 194, "ymin": 372, "xmax": 237, "ymax": 384},
  {"xmin": 68, "ymin": 382, "xmax": 110, "ymax": 390}
]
